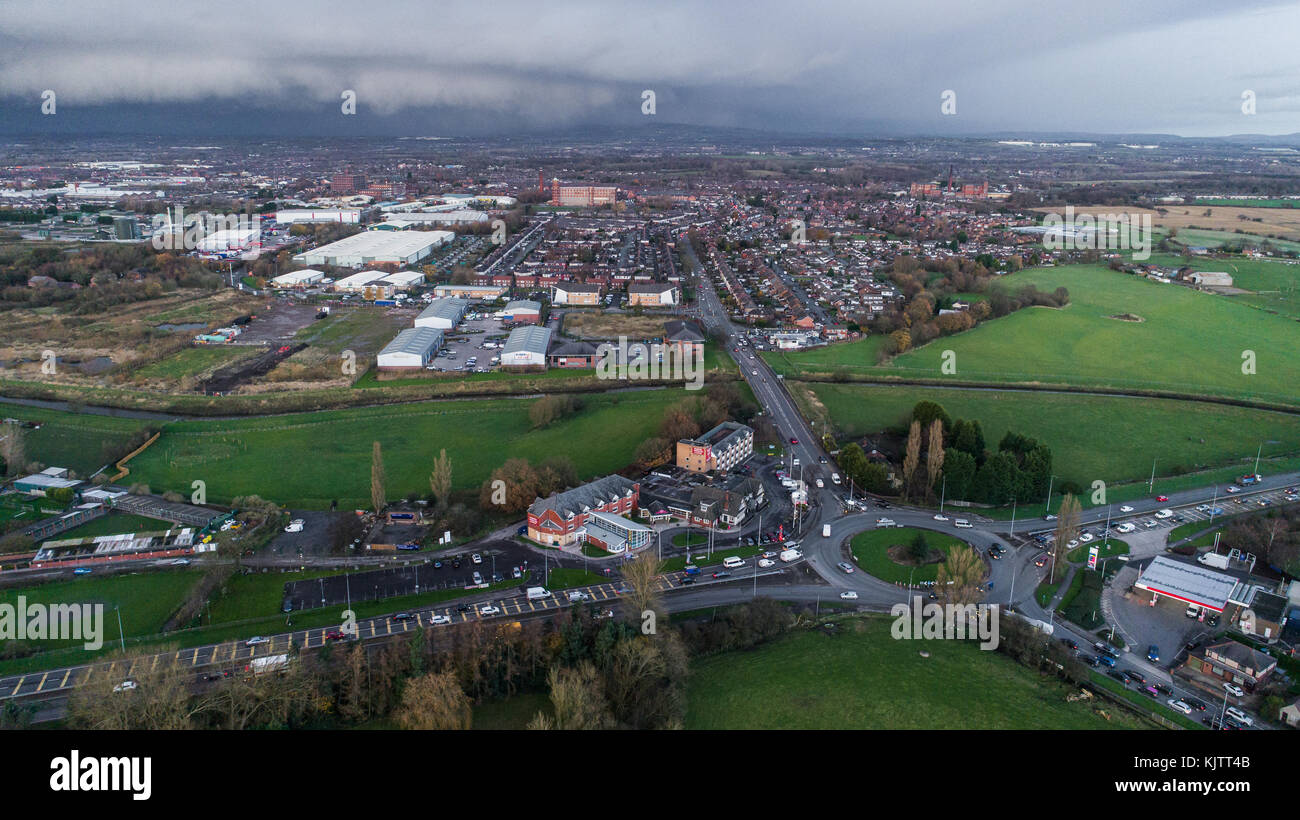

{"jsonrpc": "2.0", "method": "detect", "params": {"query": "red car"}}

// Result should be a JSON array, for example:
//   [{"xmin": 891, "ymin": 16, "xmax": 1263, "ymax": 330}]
[
  {"xmin": 789, "ymin": 437, "xmax": 799, "ymax": 445},
  {"xmin": 1156, "ymin": 495, "xmax": 1168, "ymax": 502},
  {"xmin": 324, "ymin": 630, "xmax": 346, "ymax": 641},
  {"xmin": 1034, "ymin": 555, "xmax": 1048, "ymax": 567}
]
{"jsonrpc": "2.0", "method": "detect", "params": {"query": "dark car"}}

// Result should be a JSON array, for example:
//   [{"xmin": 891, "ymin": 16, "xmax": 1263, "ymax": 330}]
[
  {"xmin": 456, "ymin": 603, "xmax": 471, "ymax": 613},
  {"xmin": 1061, "ymin": 638, "xmax": 1079, "ymax": 651},
  {"xmin": 1147, "ymin": 644, "xmax": 1160, "ymax": 662},
  {"xmin": 1154, "ymin": 683, "xmax": 1173, "ymax": 696},
  {"xmin": 1123, "ymin": 670, "xmax": 1146, "ymax": 685},
  {"xmin": 390, "ymin": 613, "xmax": 415, "ymax": 622},
  {"xmin": 712, "ymin": 571, "xmax": 731, "ymax": 579},
  {"xmin": 1078, "ymin": 654, "xmax": 1098, "ymax": 667},
  {"xmin": 680, "ymin": 576, "xmax": 695, "ymax": 585},
  {"xmin": 1107, "ymin": 670, "xmax": 1127, "ymax": 682},
  {"xmin": 1184, "ymin": 697, "xmax": 1208, "ymax": 712}
]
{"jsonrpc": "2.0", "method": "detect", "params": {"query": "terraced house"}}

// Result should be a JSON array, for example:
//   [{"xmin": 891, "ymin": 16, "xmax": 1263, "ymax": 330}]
[{"xmin": 526, "ymin": 475, "xmax": 641, "ymax": 549}]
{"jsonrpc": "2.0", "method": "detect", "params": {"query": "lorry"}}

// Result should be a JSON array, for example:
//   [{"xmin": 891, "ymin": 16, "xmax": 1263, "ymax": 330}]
[
  {"xmin": 1239, "ymin": 473, "xmax": 1262, "ymax": 485},
  {"xmin": 779, "ymin": 548, "xmax": 803, "ymax": 563},
  {"xmin": 822, "ymin": 524, "xmax": 832, "ymax": 538},
  {"xmin": 1197, "ymin": 551, "xmax": 1231, "ymax": 569},
  {"xmin": 526, "ymin": 587, "xmax": 551, "ymax": 600},
  {"xmin": 246, "ymin": 654, "xmax": 288, "ymax": 676}
]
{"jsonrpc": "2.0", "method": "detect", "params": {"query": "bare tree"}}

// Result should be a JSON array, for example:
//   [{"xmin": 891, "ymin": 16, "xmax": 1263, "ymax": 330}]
[
  {"xmin": 901, "ymin": 420, "xmax": 922, "ymax": 500},
  {"xmin": 1051, "ymin": 493, "xmax": 1081, "ymax": 584},
  {"xmin": 620, "ymin": 548, "xmax": 663, "ymax": 623},
  {"xmin": 428, "ymin": 448, "xmax": 452, "ymax": 511},
  {"xmin": 394, "ymin": 670, "xmax": 471, "ymax": 730},
  {"xmin": 67, "ymin": 649, "xmax": 202, "ymax": 730},
  {"xmin": 370, "ymin": 440, "xmax": 386, "ymax": 513},
  {"xmin": 540, "ymin": 662, "xmax": 612, "ymax": 730},
  {"xmin": 926, "ymin": 418, "xmax": 945, "ymax": 501},
  {"xmin": 1, "ymin": 421, "xmax": 25, "ymax": 478},
  {"xmin": 936, "ymin": 544, "xmax": 986, "ymax": 608}
]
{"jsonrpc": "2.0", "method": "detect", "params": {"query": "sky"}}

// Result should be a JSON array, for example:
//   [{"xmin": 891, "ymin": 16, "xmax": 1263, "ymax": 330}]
[{"xmin": 1, "ymin": 0, "xmax": 1298, "ymax": 138}]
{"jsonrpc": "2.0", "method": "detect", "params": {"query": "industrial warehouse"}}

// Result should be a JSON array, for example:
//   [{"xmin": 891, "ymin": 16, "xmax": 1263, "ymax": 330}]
[
  {"xmin": 293, "ymin": 230, "xmax": 453, "ymax": 268},
  {"xmin": 414, "ymin": 297, "xmax": 469, "ymax": 329},
  {"xmin": 376, "ymin": 326, "xmax": 444, "ymax": 370},
  {"xmin": 500, "ymin": 325, "xmax": 552, "ymax": 368}
]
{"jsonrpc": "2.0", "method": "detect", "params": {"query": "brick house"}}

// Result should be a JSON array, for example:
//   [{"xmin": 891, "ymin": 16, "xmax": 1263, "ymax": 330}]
[
  {"xmin": 526, "ymin": 475, "xmax": 640, "ymax": 548},
  {"xmin": 1184, "ymin": 640, "xmax": 1278, "ymax": 692}
]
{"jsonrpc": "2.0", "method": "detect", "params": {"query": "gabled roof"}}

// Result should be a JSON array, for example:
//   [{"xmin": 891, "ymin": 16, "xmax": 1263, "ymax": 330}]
[
  {"xmin": 664, "ymin": 319, "xmax": 706, "ymax": 343},
  {"xmin": 529, "ymin": 474, "xmax": 637, "ymax": 518}
]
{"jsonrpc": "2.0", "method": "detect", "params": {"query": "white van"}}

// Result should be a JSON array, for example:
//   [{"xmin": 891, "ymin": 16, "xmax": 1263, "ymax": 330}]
[
  {"xmin": 822, "ymin": 524, "xmax": 832, "ymax": 538},
  {"xmin": 722, "ymin": 556, "xmax": 745, "ymax": 569},
  {"xmin": 954, "ymin": 519, "xmax": 973, "ymax": 529}
]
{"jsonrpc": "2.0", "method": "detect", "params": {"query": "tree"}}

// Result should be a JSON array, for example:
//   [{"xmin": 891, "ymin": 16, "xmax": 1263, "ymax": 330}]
[
  {"xmin": 370, "ymin": 441, "xmax": 386, "ymax": 513},
  {"xmin": 620, "ymin": 549, "xmax": 663, "ymax": 624},
  {"xmin": 428, "ymin": 449, "xmax": 452, "ymax": 511},
  {"xmin": 0, "ymin": 421, "xmax": 25, "ymax": 477},
  {"xmin": 479, "ymin": 458, "xmax": 542, "ymax": 513},
  {"xmin": 68, "ymin": 650, "xmax": 202, "ymax": 730},
  {"xmin": 1051, "ymin": 494, "xmax": 1081, "ymax": 584},
  {"xmin": 539, "ymin": 662, "xmax": 612, "ymax": 730},
  {"xmin": 394, "ymin": 671, "xmax": 471, "ymax": 730},
  {"xmin": 936, "ymin": 544, "xmax": 986, "ymax": 608},
  {"xmin": 942, "ymin": 448, "xmax": 976, "ymax": 501},
  {"xmin": 926, "ymin": 419, "xmax": 945, "ymax": 500},
  {"xmin": 901, "ymin": 420, "xmax": 922, "ymax": 500},
  {"xmin": 911, "ymin": 400, "xmax": 950, "ymax": 433},
  {"xmin": 908, "ymin": 530, "xmax": 929, "ymax": 562}
]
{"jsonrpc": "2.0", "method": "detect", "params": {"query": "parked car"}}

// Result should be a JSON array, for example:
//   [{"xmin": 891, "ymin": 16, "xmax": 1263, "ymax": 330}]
[
  {"xmin": 1224, "ymin": 706, "xmax": 1253, "ymax": 726},
  {"xmin": 430, "ymin": 614, "xmax": 451, "ymax": 625},
  {"xmin": 1223, "ymin": 682, "xmax": 1246, "ymax": 697},
  {"xmin": 245, "ymin": 636, "xmax": 269, "ymax": 646},
  {"xmin": 478, "ymin": 605, "xmax": 500, "ymax": 617},
  {"xmin": 1167, "ymin": 699, "xmax": 1193, "ymax": 715},
  {"xmin": 1147, "ymin": 645, "xmax": 1160, "ymax": 662},
  {"xmin": 390, "ymin": 613, "xmax": 415, "ymax": 622}
]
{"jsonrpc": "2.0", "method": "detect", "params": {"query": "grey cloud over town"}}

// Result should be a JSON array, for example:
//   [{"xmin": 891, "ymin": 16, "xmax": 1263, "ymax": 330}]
[{"xmin": 1, "ymin": 0, "xmax": 1298, "ymax": 135}]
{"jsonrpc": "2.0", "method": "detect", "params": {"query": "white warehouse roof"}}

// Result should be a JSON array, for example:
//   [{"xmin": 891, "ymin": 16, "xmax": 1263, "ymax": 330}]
[
  {"xmin": 294, "ymin": 230, "xmax": 452, "ymax": 267},
  {"xmin": 502, "ymin": 325, "xmax": 552, "ymax": 357}
]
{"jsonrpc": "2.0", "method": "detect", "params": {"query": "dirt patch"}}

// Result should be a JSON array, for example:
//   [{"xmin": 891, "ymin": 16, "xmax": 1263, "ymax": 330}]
[
  {"xmin": 201, "ymin": 343, "xmax": 307, "ymax": 395},
  {"xmin": 1108, "ymin": 313, "xmax": 1144, "ymax": 322},
  {"xmin": 886, "ymin": 543, "xmax": 945, "ymax": 567}
]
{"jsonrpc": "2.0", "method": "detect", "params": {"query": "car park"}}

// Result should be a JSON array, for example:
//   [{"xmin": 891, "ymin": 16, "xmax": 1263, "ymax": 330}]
[
  {"xmin": 246, "ymin": 636, "xmax": 268, "ymax": 646},
  {"xmin": 430, "ymin": 614, "xmax": 451, "ymax": 625},
  {"xmin": 478, "ymin": 605, "xmax": 500, "ymax": 616}
]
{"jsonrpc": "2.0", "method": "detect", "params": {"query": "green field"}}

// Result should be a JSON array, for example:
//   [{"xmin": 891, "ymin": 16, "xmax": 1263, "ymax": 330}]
[
  {"xmin": 0, "ymin": 570, "xmax": 200, "ymax": 652},
  {"xmin": 132, "ymin": 345, "xmax": 254, "ymax": 382},
  {"xmin": 0, "ymin": 401, "xmax": 149, "ymax": 475},
  {"xmin": 768, "ymin": 264, "xmax": 1300, "ymax": 406},
  {"xmin": 804, "ymin": 383, "xmax": 1300, "ymax": 491},
  {"xmin": 848, "ymin": 526, "xmax": 966, "ymax": 584},
  {"xmin": 128, "ymin": 389, "xmax": 685, "ymax": 508},
  {"xmin": 53, "ymin": 513, "xmax": 174, "ymax": 541},
  {"xmin": 684, "ymin": 616, "xmax": 1144, "ymax": 729}
]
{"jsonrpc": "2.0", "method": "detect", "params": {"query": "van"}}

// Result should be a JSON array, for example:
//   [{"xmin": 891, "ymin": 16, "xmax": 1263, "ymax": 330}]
[
  {"xmin": 822, "ymin": 524, "xmax": 832, "ymax": 538},
  {"xmin": 722, "ymin": 556, "xmax": 744, "ymax": 569},
  {"xmin": 683, "ymin": 564, "xmax": 701, "ymax": 575},
  {"xmin": 1096, "ymin": 653, "xmax": 1116, "ymax": 667},
  {"xmin": 954, "ymin": 519, "xmax": 973, "ymax": 529},
  {"xmin": 526, "ymin": 587, "xmax": 551, "ymax": 600},
  {"xmin": 779, "ymin": 549, "xmax": 803, "ymax": 563}
]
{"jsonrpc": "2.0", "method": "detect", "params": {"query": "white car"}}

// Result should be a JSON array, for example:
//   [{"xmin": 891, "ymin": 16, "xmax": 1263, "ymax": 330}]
[
  {"xmin": 1155, "ymin": 509, "xmax": 1173, "ymax": 519},
  {"xmin": 751, "ymin": 370, "xmax": 758, "ymax": 375},
  {"xmin": 1078, "ymin": 533, "xmax": 1093, "ymax": 542},
  {"xmin": 1195, "ymin": 504, "xmax": 1211, "ymax": 513},
  {"xmin": 839, "ymin": 591, "xmax": 859, "ymax": 600},
  {"xmin": 170, "ymin": 558, "xmax": 191, "ymax": 566},
  {"xmin": 1067, "ymin": 540, "xmax": 1079, "ymax": 549},
  {"xmin": 430, "ymin": 614, "xmax": 451, "ymax": 625},
  {"xmin": 1224, "ymin": 706, "xmax": 1253, "ymax": 726},
  {"xmin": 567, "ymin": 590, "xmax": 589, "ymax": 602},
  {"xmin": 1223, "ymin": 682, "xmax": 1246, "ymax": 697},
  {"xmin": 758, "ymin": 558, "xmax": 776, "ymax": 568},
  {"xmin": 471, "ymin": 553, "xmax": 482, "ymax": 564},
  {"xmin": 1115, "ymin": 523, "xmax": 1136, "ymax": 534},
  {"xmin": 284, "ymin": 519, "xmax": 304, "ymax": 533},
  {"xmin": 1167, "ymin": 699, "xmax": 1192, "ymax": 715},
  {"xmin": 113, "ymin": 680, "xmax": 137, "ymax": 693},
  {"xmin": 245, "ymin": 636, "xmax": 269, "ymax": 646},
  {"xmin": 478, "ymin": 605, "xmax": 500, "ymax": 616},
  {"xmin": 932, "ymin": 514, "xmax": 949, "ymax": 522},
  {"xmin": 1225, "ymin": 485, "xmax": 1241, "ymax": 494},
  {"xmin": 1119, "ymin": 505, "xmax": 1134, "ymax": 513}
]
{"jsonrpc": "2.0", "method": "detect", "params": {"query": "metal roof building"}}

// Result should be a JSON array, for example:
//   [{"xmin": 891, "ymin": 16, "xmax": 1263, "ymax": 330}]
[
  {"xmin": 293, "ymin": 230, "xmax": 453, "ymax": 268},
  {"xmin": 415, "ymin": 297, "xmax": 469, "ymax": 330},
  {"xmin": 376, "ymin": 327, "xmax": 444, "ymax": 370},
  {"xmin": 1135, "ymin": 555, "xmax": 1242, "ymax": 613},
  {"xmin": 500, "ymin": 325, "xmax": 553, "ymax": 367}
]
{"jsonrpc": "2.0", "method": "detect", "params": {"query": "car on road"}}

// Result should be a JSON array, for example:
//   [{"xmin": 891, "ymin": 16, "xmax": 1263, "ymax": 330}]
[
  {"xmin": 1097, "ymin": 653, "xmax": 1116, "ymax": 668},
  {"xmin": 1225, "ymin": 485, "xmax": 1240, "ymax": 493},
  {"xmin": 711, "ymin": 571, "xmax": 731, "ymax": 579},
  {"xmin": 1147, "ymin": 644, "xmax": 1160, "ymax": 662},
  {"xmin": 73, "ymin": 567, "xmax": 92, "ymax": 575},
  {"xmin": 1043, "ymin": 514, "xmax": 1057, "ymax": 521},
  {"xmin": 875, "ymin": 518, "xmax": 897, "ymax": 528},
  {"xmin": 390, "ymin": 613, "xmax": 415, "ymax": 622},
  {"xmin": 324, "ymin": 630, "xmax": 347, "ymax": 641},
  {"xmin": 1183, "ymin": 697, "xmax": 1207, "ymax": 712},
  {"xmin": 478, "ymin": 605, "xmax": 500, "ymax": 616},
  {"xmin": 1154, "ymin": 683, "xmax": 1173, "ymax": 696},
  {"xmin": 1119, "ymin": 505, "xmax": 1134, "ymax": 512},
  {"xmin": 1223, "ymin": 682, "xmax": 1246, "ymax": 697},
  {"xmin": 1061, "ymin": 638, "xmax": 1079, "ymax": 651},
  {"xmin": 987, "ymin": 548, "xmax": 1002, "ymax": 560},
  {"xmin": 1078, "ymin": 533, "xmax": 1093, "ymax": 542},
  {"xmin": 839, "ymin": 591, "xmax": 859, "ymax": 600},
  {"xmin": 1168, "ymin": 699, "xmax": 1192, "ymax": 715},
  {"xmin": 837, "ymin": 561, "xmax": 855, "ymax": 574},
  {"xmin": 1141, "ymin": 685, "xmax": 1160, "ymax": 699},
  {"xmin": 430, "ymin": 614, "xmax": 451, "ymax": 625},
  {"xmin": 1123, "ymin": 670, "xmax": 1146, "ymax": 685},
  {"xmin": 1106, "ymin": 669, "xmax": 1126, "ymax": 682},
  {"xmin": 752, "ymin": 370, "xmax": 758, "ymax": 375},
  {"xmin": 789, "ymin": 437, "xmax": 799, "ymax": 444},
  {"xmin": 113, "ymin": 680, "xmax": 138, "ymax": 693},
  {"xmin": 1078, "ymin": 653, "xmax": 1098, "ymax": 666},
  {"xmin": 932, "ymin": 514, "xmax": 949, "ymax": 521},
  {"xmin": 1156, "ymin": 495, "xmax": 1169, "ymax": 502},
  {"xmin": 758, "ymin": 558, "xmax": 775, "ymax": 568},
  {"xmin": 246, "ymin": 636, "xmax": 269, "ymax": 646},
  {"xmin": 1224, "ymin": 706, "xmax": 1253, "ymax": 726},
  {"xmin": 170, "ymin": 558, "xmax": 191, "ymax": 566},
  {"xmin": 1034, "ymin": 554, "xmax": 1048, "ymax": 567}
]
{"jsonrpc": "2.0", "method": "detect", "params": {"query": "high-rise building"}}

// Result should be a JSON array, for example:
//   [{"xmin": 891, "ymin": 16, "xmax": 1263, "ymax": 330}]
[{"xmin": 331, "ymin": 171, "xmax": 366, "ymax": 195}]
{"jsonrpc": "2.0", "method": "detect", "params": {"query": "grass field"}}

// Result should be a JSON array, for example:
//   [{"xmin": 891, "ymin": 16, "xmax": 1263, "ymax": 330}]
[
  {"xmin": 684, "ymin": 616, "xmax": 1145, "ymax": 729},
  {"xmin": 132, "ymin": 345, "xmax": 255, "ymax": 383},
  {"xmin": 54, "ymin": 513, "xmax": 175, "ymax": 541},
  {"xmin": 128, "ymin": 389, "xmax": 686, "ymax": 508},
  {"xmin": 0, "ymin": 570, "xmax": 200, "ymax": 652},
  {"xmin": 0, "ymin": 401, "xmax": 149, "ymax": 475},
  {"xmin": 848, "ymin": 527, "xmax": 966, "ymax": 584},
  {"xmin": 561, "ymin": 311, "xmax": 668, "ymax": 339},
  {"xmin": 769, "ymin": 264, "xmax": 1300, "ymax": 406},
  {"xmin": 1033, "ymin": 204, "xmax": 1300, "ymax": 244},
  {"xmin": 801, "ymin": 383, "xmax": 1300, "ymax": 490}
]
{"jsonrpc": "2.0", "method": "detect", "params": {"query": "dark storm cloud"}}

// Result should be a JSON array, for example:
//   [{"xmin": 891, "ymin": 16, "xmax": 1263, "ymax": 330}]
[{"xmin": 0, "ymin": 0, "xmax": 1297, "ymax": 136}]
